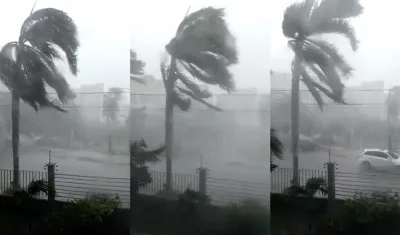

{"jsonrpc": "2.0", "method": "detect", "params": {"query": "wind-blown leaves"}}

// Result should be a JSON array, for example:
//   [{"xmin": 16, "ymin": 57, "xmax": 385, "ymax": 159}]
[
  {"xmin": 20, "ymin": 8, "xmax": 79, "ymax": 75},
  {"xmin": 0, "ymin": 8, "xmax": 79, "ymax": 112},
  {"xmin": 164, "ymin": 7, "xmax": 239, "ymax": 112},
  {"xmin": 311, "ymin": 0, "xmax": 363, "ymax": 21},
  {"xmin": 271, "ymin": 128, "xmax": 284, "ymax": 159},
  {"xmin": 130, "ymin": 50, "xmax": 146, "ymax": 84},
  {"xmin": 311, "ymin": 19, "xmax": 358, "ymax": 51},
  {"xmin": 131, "ymin": 139, "xmax": 165, "ymax": 167}
]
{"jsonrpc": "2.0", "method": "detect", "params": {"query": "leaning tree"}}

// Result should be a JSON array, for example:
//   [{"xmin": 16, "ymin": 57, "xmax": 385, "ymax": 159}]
[
  {"xmin": 0, "ymin": 6, "xmax": 79, "ymax": 189},
  {"xmin": 282, "ymin": 0, "xmax": 363, "ymax": 185},
  {"xmin": 161, "ymin": 7, "xmax": 239, "ymax": 191}
]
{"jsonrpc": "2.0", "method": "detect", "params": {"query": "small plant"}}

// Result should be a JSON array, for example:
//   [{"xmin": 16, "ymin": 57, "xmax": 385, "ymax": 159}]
[
  {"xmin": 178, "ymin": 188, "xmax": 211, "ymax": 205},
  {"xmin": 284, "ymin": 176, "xmax": 327, "ymax": 197},
  {"xmin": 130, "ymin": 139, "xmax": 165, "ymax": 194}
]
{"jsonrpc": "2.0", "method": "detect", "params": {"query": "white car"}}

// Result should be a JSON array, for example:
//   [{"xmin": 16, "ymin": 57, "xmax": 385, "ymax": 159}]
[{"xmin": 358, "ymin": 149, "xmax": 400, "ymax": 172}]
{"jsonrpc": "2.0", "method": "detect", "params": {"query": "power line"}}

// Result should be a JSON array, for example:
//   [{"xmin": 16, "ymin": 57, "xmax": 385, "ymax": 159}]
[
  {"xmin": 271, "ymin": 89, "xmax": 391, "ymax": 92},
  {"xmin": 0, "ymin": 90, "xmax": 130, "ymax": 95}
]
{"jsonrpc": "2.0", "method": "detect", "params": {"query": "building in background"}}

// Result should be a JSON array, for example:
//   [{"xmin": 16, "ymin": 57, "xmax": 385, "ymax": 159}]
[{"xmin": 270, "ymin": 70, "xmax": 386, "ymax": 120}]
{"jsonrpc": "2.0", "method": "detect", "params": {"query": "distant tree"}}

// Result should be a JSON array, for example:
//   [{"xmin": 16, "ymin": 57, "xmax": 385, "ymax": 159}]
[
  {"xmin": 102, "ymin": 87, "xmax": 124, "ymax": 154},
  {"xmin": 161, "ymin": 7, "xmax": 239, "ymax": 191},
  {"xmin": 282, "ymin": 0, "xmax": 363, "ymax": 185},
  {"xmin": 130, "ymin": 139, "xmax": 165, "ymax": 195},
  {"xmin": 130, "ymin": 50, "xmax": 146, "ymax": 84},
  {"xmin": 0, "ymin": 7, "xmax": 79, "ymax": 189},
  {"xmin": 387, "ymin": 86, "xmax": 400, "ymax": 151}
]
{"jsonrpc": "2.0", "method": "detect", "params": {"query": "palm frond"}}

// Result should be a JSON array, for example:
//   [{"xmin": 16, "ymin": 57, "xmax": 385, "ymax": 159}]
[
  {"xmin": 282, "ymin": 1, "xmax": 318, "ymax": 39},
  {"xmin": 311, "ymin": 0, "xmax": 363, "ymax": 21},
  {"xmin": 20, "ymin": 8, "xmax": 79, "ymax": 75},
  {"xmin": 309, "ymin": 79, "xmax": 346, "ymax": 104},
  {"xmin": 271, "ymin": 128, "xmax": 284, "ymax": 159},
  {"xmin": 176, "ymin": 86, "xmax": 222, "ymax": 111},
  {"xmin": 171, "ymin": 86, "xmax": 192, "ymax": 111},
  {"xmin": 166, "ymin": 7, "xmax": 238, "ymax": 92},
  {"xmin": 306, "ymin": 39, "xmax": 353, "ymax": 77},
  {"xmin": 0, "ymin": 46, "xmax": 16, "ymax": 89},
  {"xmin": 300, "ymin": 69, "xmax": 324, "ymax": 110},
  {"xmin": 311, "ymin": 19, "xmax": 358, "ymax": 51},
  {"xmin": 302, "ymin": 45, "xmax": 345, "ymax": 97},
  {"xmin": 12, "ymin": 45, "xmax": 69, "ymax": 111},
  {"xmin": 130, "ymin": 50, "xmax": 146, "ymax": 76},
  {"xmin": 27, "ymin": 179, "xmax": 48, "ymax": 197},
  {"xmin": 177, "ymin": 53, "xmax": 235, "ymax": 92},
  {"xmin": 175, "ymin": 68, "xmax": 212, "ymax": 99}
]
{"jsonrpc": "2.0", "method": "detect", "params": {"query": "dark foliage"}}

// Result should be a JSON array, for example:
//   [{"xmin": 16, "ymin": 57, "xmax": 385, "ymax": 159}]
[
  {"xmin": 130, "ymin": 139, "xmax": 165, "ymax": 193},
  {"xmin": 318, "ymin": 192, "xmax": 400, "ymax": 235},
  {"xmin": 162, "ymin": 7, "xmax": 239, "ymax": 111},
  {"xmin": 0, "ymin": 7, "xmax": 79, "ymax": 111}
]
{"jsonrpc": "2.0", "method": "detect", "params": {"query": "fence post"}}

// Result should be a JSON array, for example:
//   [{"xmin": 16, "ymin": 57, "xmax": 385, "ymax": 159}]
[
  {"xmin": 46, "ymin": 162, "xmax": 56, "ymax": 204},
  {"xmin": 326, "ymin": 162, "xmax": 336, "ymax": 212},
  {"xmin": 197, "ymin": 167, "xmax": 208, "ymax": 195},
  {"xmin": 129, "ymin": 140, "xmax": 134, "ymax": 232}
]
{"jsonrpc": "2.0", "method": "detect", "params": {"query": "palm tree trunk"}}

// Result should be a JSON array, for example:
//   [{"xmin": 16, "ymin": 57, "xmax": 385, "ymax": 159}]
[
  {"xmin": 107, "ymin": 117, "xmax": 112, "ymax": 154},
  {"xmin": 165, "ymin": 59, "xmax": 177, "ymax": 192},
  {"xmin": 11, "ymin": 91, "xmax": 20, "ymax": 190},
  {"xmin": 388, "ymin": 108, "xmax": 393, "ymax": 151},
  {"xmin": 291, "ymin": 59, "xmax": 301, "ymax": 186}
]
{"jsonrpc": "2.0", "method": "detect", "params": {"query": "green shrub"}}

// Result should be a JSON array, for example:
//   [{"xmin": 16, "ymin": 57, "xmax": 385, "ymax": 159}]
[
  {"xmin": 36, "ymin": 194, "xmax": 120, "ymax": 235},
  {"xmin": 318, "ymin": 191, "xmax": 400, "ymax": 235},
  {"xmin": 220, "ymin": 200, "xmax": 269, "ymax": 235}
]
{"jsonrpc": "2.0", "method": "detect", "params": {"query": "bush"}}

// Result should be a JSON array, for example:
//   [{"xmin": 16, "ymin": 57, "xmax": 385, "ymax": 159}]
[
  {"xmin": 284, "ymin": 177, "xmax": 328, "ymax": 197},
  {"xmin": 36, "ymin": 194, "xmax": 121, "ymax": 235},
  {"xmin": 220, "ymin": 200, "xmax": 269, "ymax": 235},
  {"xmin": 318, "ymin": 191, "xmax": 400, "ymax": 235}
]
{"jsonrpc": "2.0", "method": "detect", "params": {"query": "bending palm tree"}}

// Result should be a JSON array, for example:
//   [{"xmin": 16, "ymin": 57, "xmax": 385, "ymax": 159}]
[
  {"xmin": 271, "ymin": 128, "xmax": 284, "ymax": 172},
  {"xmin": 0, "ymin": 8, "xmax": 79, "ymax": 189},
  {"xmin": 161, "ymin": 7, "xmax": 238, "ymax": 191},
  {"xmin": 282, "ymin": 0, "xmax": 363, "ymax": 185}
]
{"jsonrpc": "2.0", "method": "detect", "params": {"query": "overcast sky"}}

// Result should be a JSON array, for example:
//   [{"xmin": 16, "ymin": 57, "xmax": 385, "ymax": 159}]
[
  {"xmin": 271, "ymin": 0, "xmax": 400, "ymax": 89},
  {"xmin": 0, "ymin": 0, "xmax": 130, "ymax": 91},
  {"xmin": 130, "ymin": 0, "xmax": 270, "ymax": 93}
]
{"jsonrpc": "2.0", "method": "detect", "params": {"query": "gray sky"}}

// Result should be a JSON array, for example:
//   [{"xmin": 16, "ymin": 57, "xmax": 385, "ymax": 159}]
[
  {"xmin": 271, "ymin": 0, "xmax": 400, "ymax": 89},
  {"xmin": 0, "ymin": 0, "xmax": 130, "ymax": 91},
  {"xmin": 130, "ymin": 0, "xmax": 270, "ymax": 93}
]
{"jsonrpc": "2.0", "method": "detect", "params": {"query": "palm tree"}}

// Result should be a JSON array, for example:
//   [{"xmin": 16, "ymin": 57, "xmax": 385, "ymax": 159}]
[
  {"xmin": 130, "ymin": 50, "xmax": 146, "ymax": 84},
  {"xmin": 271, "ymin": 128, "xmax": 284, "ymax": 172},
  {"xmin": 0, "ymin": 7, "xmax": 79, "ymax": 189},
  {"xmin": 102, "ymin": 87, "xmax": 124, "ymax": 154},
  {"xmin": 282, "ymin": 0, "xmax": 363, "ymax": 185},
  {"xmin": 161, "ymin": 7, "xmax": 239, "ymax": 191}
]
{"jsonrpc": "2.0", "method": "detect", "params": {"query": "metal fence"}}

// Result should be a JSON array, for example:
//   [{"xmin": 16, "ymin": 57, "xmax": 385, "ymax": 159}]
[
  {"xmin": 55, "ymin": 173, "xmax": 130, "ymax": 207},
  {"xmin": 271, "ymin": 168, "xmax": 327, "ymax": 197},
  {"xmin": 271, "ymin": 167, "xmax": 400, "ymax": 199},
  {"xmin": 0, "ymin": 168, "xmax": 270, "ymax": 207},
  {"xmin": 207, "ymin": 176, "xmax": 269, "ymax": 206},
  {"xmin": 335, "ymin": 171, "xmax": 400, "ymax": 199},
  {"xmin": 0, "ymin": 169, "xmax": 48, "ymax": 196}
]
